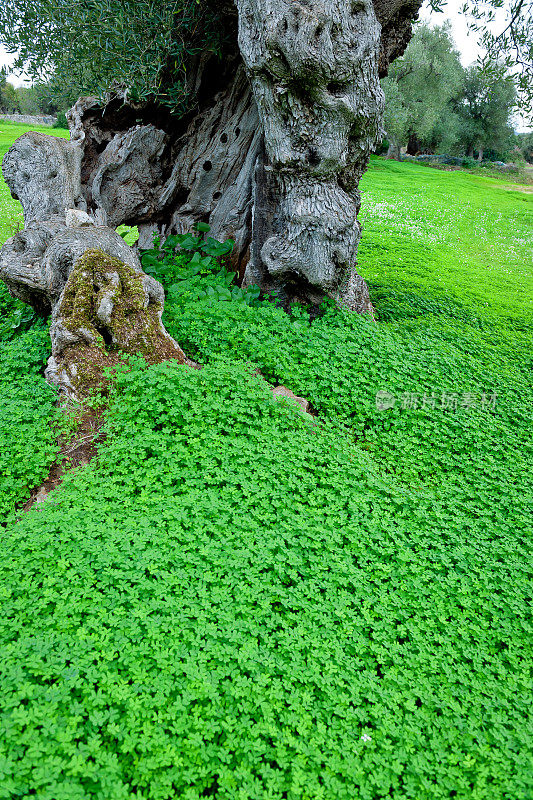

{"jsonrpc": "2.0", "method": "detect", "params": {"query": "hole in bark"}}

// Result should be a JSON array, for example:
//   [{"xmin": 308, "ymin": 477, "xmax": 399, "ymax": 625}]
[
  {"xmin": 235, "ymin": 127, "xmax": 241, "ymax": 137},
  {"xmin": 307, "ymin": 148, "xmax": 321, "ymax": 167},
  {"xmin": 315, "ymin": 24, "xmax": 323, "ymax": 37},
  {"xmin": 327, "ymin": 81, "xmax": 348, "ymax": 96},
  {"xmin": 13, "ymin": 235, "xmax": 26, "ymax": 253},
  {"xmin": 203, "ymin": 160, "xmax": 213, "ymax": 171},
  {"xmin": 349, "ymin": 119, "xmax": 364, "ymax": 140},
  {"xmin": 174, "ymin": 186, "xmax": 191, "ymax": 208},
  {"xmin": 281, "ymin": 17, "xmax": 288, "ymax": 31},
  {"xmin": 96, "ymin": 326, "xmax": 113, "ymax": 347},
  {"xmin": 49, "ymin": 170, "xmax": 58, "ymax": 179},
  {"xmin": 220, "ymin": 133, "xmax": 228, "ymax": 143},
  {"xmin": 213, "ymin": 191, "xmax": 222, "ymax": 200}
]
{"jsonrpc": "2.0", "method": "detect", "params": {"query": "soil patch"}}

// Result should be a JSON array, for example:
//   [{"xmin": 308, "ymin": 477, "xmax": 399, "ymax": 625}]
[{"xmin": 22, "ymin": 405, "xmax": 105, "ymax": 512}]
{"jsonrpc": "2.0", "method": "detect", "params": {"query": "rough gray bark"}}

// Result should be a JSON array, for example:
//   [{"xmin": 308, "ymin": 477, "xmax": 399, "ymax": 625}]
[
  {"xmin": 373, "ymin": 0, "xmax": 424, "ymax": 76},
  {"xmin": 2, "ymin": 132, "xmax": 86, "ymax": 225},
  {"xmin": 0, "ymin": 132, "xmax": 187, "ymax": 398},
  {"xmin": 1, "ymin": 0, "xmax": 423, "ymax": 325},
  {"xmin": 387, "ymin": 140, "xmax": 402, "ymax": 160},
  {"xmin": 235, "ymin": 0, "xmax": 385, "ymax": 310},
  {"xmin": 58, "ymin": 0, "xmax": 422, "ymax": 310},
  {"xmin": 168, "ymin": 68, "xmax": 262, "ymax": 280},
  {"xmin": 45, "ymin": 248, "xmax": 187, "ymax": 398},
  {"xmin": 0, "ymin": 130, "xmax": 142, "ymax": 316},
  {"xmin": 67, "ymin": 66, "xmax": 262, "ymax": 281}
]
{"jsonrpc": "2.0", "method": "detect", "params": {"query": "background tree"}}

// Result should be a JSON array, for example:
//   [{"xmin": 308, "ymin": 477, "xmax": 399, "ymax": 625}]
[
  {"xmin": 381, "ymin": 77, "xmax": 411, "ymax": 159},
  {"xmin": 0, "ymin": 67, "xmax": 20, "ymax": 114},
  {"xmin": 13, "ymin": 86, "xmax": 40, "ymax": 115},
  {"xmin": 459, "ymin": 0, "xmax": 533, "ymax": 119},
  {"xmin": 516, "ymin": 131, "xmax": 533, "ymax": 162},
  {"xmin": 454, "ymin": 64, "xmax": 516, "ymax": 160},
  {"xmin": 28, "ymin": 81, "xmax": 78, "ymax": 115},
  {"xmin": 382, "ymin": 23, "xmax": 464, "ymax": 157}
]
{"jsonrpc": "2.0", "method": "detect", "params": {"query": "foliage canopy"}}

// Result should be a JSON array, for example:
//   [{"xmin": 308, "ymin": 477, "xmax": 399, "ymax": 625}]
[
  {"xmin": 1, "ymin": 0, "xmax": 531, "ymax": 116},
  {"xmin": 430, "ymin": 0, "xmax": 532, "ymax": 114},
  {"xmin": 382, "ymin": 25, "xmax": 517, "ymax": 159},
  {"xmin": 0, "ymin": 0, "xmax": 224, "ymax": 113},
  {"xmin": 454, "ymin": 63, "xmax": 516, "ymax": 158},
  {"xmin": 382, "ymin": 24, "xmax": 464, "ymax": 154}
]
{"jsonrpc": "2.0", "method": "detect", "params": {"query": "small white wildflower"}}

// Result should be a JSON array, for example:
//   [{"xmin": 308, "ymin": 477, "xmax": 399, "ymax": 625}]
[{"xmin": 360, "ymin": 733, "xmax": 372, "ymax": 743}]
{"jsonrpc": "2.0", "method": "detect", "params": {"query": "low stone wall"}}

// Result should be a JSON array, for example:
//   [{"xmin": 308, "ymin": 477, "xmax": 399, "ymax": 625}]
[{"xmin": 0, "ymin": 114, "xmax": 57, "ymax": 127}]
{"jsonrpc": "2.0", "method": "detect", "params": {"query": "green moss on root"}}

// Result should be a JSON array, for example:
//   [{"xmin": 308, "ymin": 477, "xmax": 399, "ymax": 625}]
[{"xmin": 56, "ymin": 249, "xmax": 185, "ymax": 396}]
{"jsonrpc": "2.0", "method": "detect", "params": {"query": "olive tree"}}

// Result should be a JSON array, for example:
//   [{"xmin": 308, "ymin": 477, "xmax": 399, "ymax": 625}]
[
  {"xmin": 382, "ymin": 24, "xmax": 464, "ymax": 158},
  {"xmin": 0, "ymin": 0, "xmax": 426, "ymax": 317},
  {"xmin": 459, "ymin": 0, "xmax": 532, "ymax": 118},
  {"xmin": 454, "ymin": 64, "xmax": 516, "ymax": 161}
]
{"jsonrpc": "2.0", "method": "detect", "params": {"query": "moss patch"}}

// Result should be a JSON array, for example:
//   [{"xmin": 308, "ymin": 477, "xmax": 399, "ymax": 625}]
[{"xmin": 56, "ymin": 249, "xmax": 185, "ymax": 395}]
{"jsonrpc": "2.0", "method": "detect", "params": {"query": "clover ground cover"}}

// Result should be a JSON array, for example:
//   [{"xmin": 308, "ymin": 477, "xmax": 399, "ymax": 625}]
[{"xmin": 0, "ymin": 129, "xmax": 531, "ymax": 798}]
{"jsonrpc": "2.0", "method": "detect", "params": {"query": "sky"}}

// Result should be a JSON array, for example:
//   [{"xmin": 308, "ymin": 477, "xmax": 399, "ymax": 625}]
[
  {"xmin": 419, "ymin": 0, "xmax": 493, "ymax": 67},
  {"xmin": 0, "ymin": 44, "xmax": 25, "ymax": 86},
  {"xmin": 0, "ymin": 1, "xmax": 531, "ymax": 130}
]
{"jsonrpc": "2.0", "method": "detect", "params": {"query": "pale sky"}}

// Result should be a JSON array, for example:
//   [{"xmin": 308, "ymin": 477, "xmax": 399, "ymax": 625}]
[
  {"xmin": 1, "ymin": 1, "xmax": 531, "ymax": 130},
  {"xmin": 420, "ymin": 0, "xmax": 488, "ymax": 67},
  {"xmin": 0, "ymin": 44, "xmax": 27, "ymax": 86}
]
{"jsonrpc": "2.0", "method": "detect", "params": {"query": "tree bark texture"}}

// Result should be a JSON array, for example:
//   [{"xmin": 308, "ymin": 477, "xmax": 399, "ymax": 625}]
[
  {"xmin": 64, "ymin": 0, "xmax": 421, "ymax": 310},
  {"xmin": 406, "ymin": 133, "xmax": 420, "ymax": 156},
  {"xmin": 235, "ymin": 0, "xmax": 384, "ymax": 310}
]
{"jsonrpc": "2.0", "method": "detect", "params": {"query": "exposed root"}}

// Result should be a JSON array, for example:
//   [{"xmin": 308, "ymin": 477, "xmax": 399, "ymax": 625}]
[{"xmin": 21, "ymin": 404, "xmax": 105, "ymax": 513}]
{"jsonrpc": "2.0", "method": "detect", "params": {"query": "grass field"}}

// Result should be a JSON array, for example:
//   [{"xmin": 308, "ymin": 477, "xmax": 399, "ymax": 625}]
[
  {"xmin": 359, "ymin": 156, "xmax": 533, "ymax": 329},
  {"xmin": 0, "ymin": 125, "xmax": 532, "ymax": 799}
]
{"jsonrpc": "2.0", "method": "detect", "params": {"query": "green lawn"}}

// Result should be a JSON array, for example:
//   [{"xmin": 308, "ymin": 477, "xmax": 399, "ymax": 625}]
[
  {"xmin": 358, "ymin": 156, "xmax": 533, "ymax": 329},
  {"xmin": 0, "ymin": 126, "xmax": 532, "ymax": 800}
]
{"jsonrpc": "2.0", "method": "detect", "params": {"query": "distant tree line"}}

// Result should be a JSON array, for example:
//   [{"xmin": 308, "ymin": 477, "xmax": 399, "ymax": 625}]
[
  {"xmin": 0, "ymin": 67, "xmax": 74, "ymax": 119},
  {"xmin": 381, "ymin": 23, "xmax": 532, "ymax": 164}
]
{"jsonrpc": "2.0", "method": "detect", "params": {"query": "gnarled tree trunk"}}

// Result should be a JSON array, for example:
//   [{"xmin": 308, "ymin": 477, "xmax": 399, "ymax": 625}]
[
  {"xmin": 406, "ymin": 133, "xmax": 420, "ymax": 156},
  {"xmin": 0, "ymin": 0, "xmax": 423, "ymax": 396},
  {"xmin": 58, "ymin": 0, "xmax": 422, "ymax": 310},
  {"xmin": 0, "ymin": 132, "xmax": 188, "ymax": 399}
]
